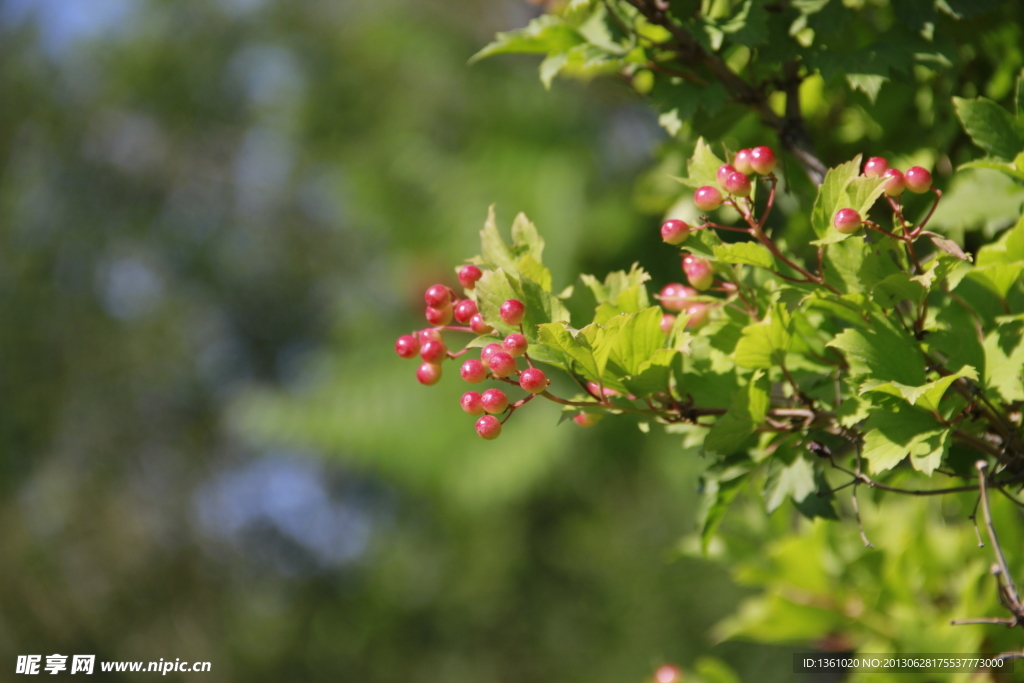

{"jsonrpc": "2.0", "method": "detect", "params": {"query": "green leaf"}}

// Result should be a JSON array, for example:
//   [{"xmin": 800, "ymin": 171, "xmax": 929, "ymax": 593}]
[
  {"xmin": 510, "ymin": 211, "xmax": 545, "ymax": 262},
  {"xmin": 604, "ymin": 307, "xmax": 666, "ymax": 377},
  {"xmin": 678, "ymin": 137, "xmax": 726, "ymax": 189},
  {"xmin": 698, "ymin": 460, "xmax": 751, "ymax": 554},
  {"xmin": 470, "ymin": 15, "xmax": 585, "ymax": 63},
  {"xmin": 478, "ymin": 205, "xmax": 518, "ymax": 272},
  {"xmin": 873, "ymin": 272, "xmax": 928, "ymax": 307},
  {"xmin": 861, "ymin": 366, "xmax": 978, "ymax": 414},
  {"xmin": 763, "ymin": 454, "xmax": 816, "ymax": 514},
  {"xmin": 518, "ymin": 254, "xmax": 552, "ymax": 291},
  {"xmin": 622, "ymin": 349, "xmax": 679, "ymax": 398},
  {"xmin": 827, "ymin": 313, "xmax": 926, "ymax": 385},
  {"xmin": 965, "ymin": 262, "xmax": 1024, "ymax": 300},
  {"xmin": 594, "ymin": 283, "xmax": 649, "ymax": 325},
  {"xmin": 537, "ymin": 322, "xmax": 601, "ymax": 383},
  {"xmin": 712, "ymin": 241, "xmax": 775, "ymax": 269},
  {"xmin": 822, "ymin": 235, "xmax": 902, "ymax": 295},
  {"xmin": 580, "ymin": 263, "xmax": 651, "ymax": 304},
  {"xmin": 983, "ymin": 322, "xmax": 1024, "ymax": 402},
  {"xmin": 811, "ymin": 157, "xmax": 862, "ymax": 238},
  {"xmin": 705, "ymin": 370, "xmax": 769, "ymax": 454},
  {"xmin": 682, "ymin": 227, "xmax": 724, "ymax": 260},
  {"xmin": 958, "ymin": 158, "xmax": 1024, "ymax": 183},
  {"xmin": 953, "ymin": 96, "xmax": 1024, "ymax": 160},
  {"xmin": 539, "ymin": 52, "xmax": 569, "ymax": 89},
  {"xmin": 803, "ymin": 290, "xmax": 873, "ymax": 327},
  {"xmin": 731, "ymin": 305, "xmax": 793, "ymax": 369},
  {"xmin": 843, "ymin": 175, "xmax": 888, "ymax": 218},
  {"xmin": 976, "ymin": 214, "xmax": 1024, "ymax": 266},
  {"xmin": 862, "ymin": 407, "xmax": 949, "ymax": 475}
]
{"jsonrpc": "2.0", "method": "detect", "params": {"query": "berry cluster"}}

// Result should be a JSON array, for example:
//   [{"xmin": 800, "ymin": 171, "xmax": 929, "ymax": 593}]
[
  {"xmin": 397, "ymin": 268, "xmax": 559, "ymax": 440},
  {"xmin": 831, "ymin": 157, "xmax": 934, "ymax": 235}
]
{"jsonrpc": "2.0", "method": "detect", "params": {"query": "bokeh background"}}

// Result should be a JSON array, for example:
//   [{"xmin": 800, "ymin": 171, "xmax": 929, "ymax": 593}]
[{"xmin": 0, "ymin": 0, "xmax": 790, "ymax": 680}]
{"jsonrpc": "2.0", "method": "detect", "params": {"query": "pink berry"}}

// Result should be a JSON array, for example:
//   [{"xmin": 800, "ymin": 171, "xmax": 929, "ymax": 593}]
[
  {"xmin": 475, "ymin": 414, "xmax": 502, "ymax": 440},
  {"xmin": 481, "ymin": 388, "xmax": 509, "ymax": 414},
  {"xmin": 453, "ymin": 299, "xmax": 478, "ymax": 324},
  {"xmin": 416, "ymin": 362, "xmax": 442, "ymax": 385},
  {"xmin": 749, "ymin": 145, "xmax": 776, "ymax": 175},
  {"xmin": 882, "ymin": 168, "xmax": 905, "ymax": 196},
  {"xmin": 460, "ymin": 391, "xmax": 484, "ymax": 415},
  {"xmin": 904, "ymin": 166, "xmax": 932, "ymax": 193},
  {"xmin": 660, "ymin": 219, "xmax": 690, "ymax": 245},
  {"xmin": 460, "ymin": 358, "xmax": 488, "ymax": 383},
  {"xmin": 833, "ymin": 208, "xmax": 862, "ymax": 234},
  {"xmin": 686, "ymin": 302, "xmax": 710, "ymax": 329},
  {"xmin": 425, "ymin": 304, "xmax": 452, "ymax": 326},
  {"xmin": 419, "ymin": 328, "xmax": 443, "ymax": 344},
  {"xmin": 693, "ymin": 186, "xmax": 723, "ymax": 212},
  {"xmin": 654, "ymin": 663, "xmax": 684, "ymax": 683},
  {"xmin": 733, "ymin": 148, "xmax": 754, "ymax": 175},
  {"xmin": 487, "ymin": 351, "xmax": 518, "ymax": 378},
  {"xmin": 573, "ymin": 412, "xmax": 601, "ymax": 428},
  {"xmin": 395, "ymin": 334, "xmax": 420, "ymax": 359},
  {"xmin": 480, "ymin": 343, "xmax": 503, "ymax": 366},
  {"xmin": 661, "ymin": 313, "xmax": 676, "ymax": 334},
  {"xmin": 863, "ymin": 156, "xmax": 888, "ymax": 178},
  {"xmin": 659, "ymin": 283, "xmax": 697, "ymax": 312},
  {"xmin": 458, "ymin": 265, "xmax": 483, "ymax": 290},
  {"xmin": 503, "ymin": 333, "xmax": 528, "ymax": 357},
  {"xmin": 420, "ymin": 339, "xmax": 448, "ymax": 364},
  {"xmin": 724, "ymin": 171, "xmax": 751, "ymax": 198},
  {"xmin": 499, "ymin": 299, "xmax": 526, "ymax": 326},
  {"xmin": 519, "ymin": 368, "xmax": 548, "ymax": 393},
  {"xmin": 424, "ymin": 284, "xmax": 451, "ymax": 308},
  {"xmin": 682, "ymin": 254, "xmax": 714, "ymax": 290},
  {"xmin": 586, "ymin": 382, "xmax": 620, "ymax": 398},
  {"xmin": 716, "ymin": 164, "xmax": 738, "ymax": 188},
  {"xmin": 470, "ymin": 313, "xmax": 493, "ymax": 335}
]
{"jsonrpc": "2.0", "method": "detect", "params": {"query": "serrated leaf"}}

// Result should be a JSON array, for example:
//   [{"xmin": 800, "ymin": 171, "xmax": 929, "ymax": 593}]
[
  {"xmin": 683, "ymin": 227, "xmax": 724, "ymax": 260},
  {"xmin": 622, "ymin": 349, "xmax": 679, "ymax": 398},
  {"xmin": 539, "ymin": 52, "xmax": 569, "ymax": 89},
  {"xmin": 732, "ymin": 306, "xmax": 793, "ymax": 369},
  {"xmin": 510, "ymin": 212, "xmax": 544, "ymax": 261},
  {"xmin": 873, "ymin": 272, "xmax": 927, "ymax": 307},
  {"xmin": 705, "ymin": 370, "xmax": 768, "ymax": 454},
  {"xmin": 713, "ymin": 241, "xmax": 775, "ymax": 269},
  {"xmin": 811, "ymin": 157, "xmax": 862, "ymax": 237},
  {"xmin": 479, "ymin": 205, "xmax": 517, "ymax": 272},
  {"xmin": 827, "ymin": 313, "xmax": 926, "ymax": 385},
  {"xmin": 803, "ymin": 291, "xmax": 873, "ymax": 327},
  {"xmin": 965, "ymin": 262, "xmax": 1024, "ymax": 299},
  {"xmin": 518, "ymin": 254, "xmax": 552, "ymax": 291},
  {"xmin": 679, "ymin": 137, "xmax": 726, "ymax": 190},
  {"xmin": 594, "ymin": 283, "xmax": 649, "ymax": 325},
  {"xmin": 763, "ymin": 454, "xmax": 816, "ymax": 514},
  {"xmin": 983, "ymin": 324, "xmax": 1024, "ymax": 402},
  {"xmin": 604, "ymin": 307, "xmax": 666, "ymax": 377},
  {"xmin": 861, "ymin": 407, "xmax": 948, "ymax": 474},
  {"xmin": 843, "ymin": 175, "xmax": 888, "ymax": 217},
  {"xmin": 976, "ymin": 214, "xmax": 1024, "ymax": 266},
  {"xmin": 953, "ymin": 96, "xmax": 1024, "ymax": 160},
  {"xmin": 581, "ymin": 264, "xmax": 651, "ymax": 304},
  {"xmin": 538, "ymin": 322, "xmax": 601, "ymax": 382},
  {"xmin": 470, "ymin": 15, "xmax": 585, "ymax": 63},
  {"xmin": 861, "ymin": 366, "xmax": 977, "ymax": 413}
]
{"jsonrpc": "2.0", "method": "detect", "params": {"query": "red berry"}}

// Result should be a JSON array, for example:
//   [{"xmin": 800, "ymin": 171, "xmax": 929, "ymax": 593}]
[
  {"xmin": 682, "ymin": 254, "xmax": 714, "ymax": 290},
  {"xmin": 573, "ymin": 412, "xmax": 601, "ymax": 428},
  {"xmin": 499, "ymin": 299, "xmax": 526, "ymax": 326},
  {"xmin": 424, "ymin": 284, "xmax": 451, "ymax": 308},
  {"xmin": 733, "ymin": 148, "xmax": 754, "ymax": 175},
  {"xmin": 453, "ymin": 299, "xmax": 478, "ymax": 324},
  {"xmin": 395, "ymin": 334, "xmax": 420, "ymax": 359},
  {"xmin": 481, "ymin": 388, "xmax": 509, "ymax": 414},
  {"xmin": 416, "ymin": 362, "xmax": 442, "ymax": 385},
  {"xmin": 480, "ymin": 343, "xmax": 503, "ymax": 366},
  {"xmin": 420, "ymin": 339, "xmax": 448, "ymax": 364},
  {"xmin": 904, "ymin": 166, "xmax": 932, "ymax": 193},
  {"xmin": 685, "ymin": 303, "xmax": 710, "ymax": 329},
  {"xmin": 460, "ymin": 391, "xmax": 484, "ymax": 415},
  {"xmin": 716, "ymin": 163, "xmax": 738, "ymax": 188},
  {"xmin": 833, "ymin": 208, "xmax": 862, "ymax": 234},
  {"xmin": 749, "ymin": 145, "xmax": 776, "ymax": 175},
  {"xmin": 724, "ymin": 171, "xmax": 751, "ymax": 198},
  {"xmin": 425, "ymin": 304, "xmax": 452, "ymax": 326},
  {"xmin": 863, "ymin": 156, "xmax": 888, "ymax": 178},
  {"xmin": 470, "ymin": 313, "xmax": 494, "ymax": 335},
  {"xmin": 458, "ymin": 265, "xmax": 483, "ymax": 290},
  {"xmin": 503, "ymin": 333, "xmax": 528, "ymax": 357},
  {"xmin": 693, "ymin": 186, "xmax": 723, "ymax": 212},
  {"xmin": 660, "ymin": 219, "xmax": 690, "ymax": 245},
  {"xmin": 475, "ymin": 414, "xmax": 502, "ymax": 440},
  {"xmin": 487, "ymin": 351, "xmax": 518, "ymax": 378},
  {"xmin": 519, "ymin": 368, "xmax": 548, "ymax": 393},
  {"xmin": 586, "ymin": 381, "xmax": 620, "ymax": 398},
  {"xmin": 882, "ymin": 168, "xmax": 905, "ymax": 196},
  {"xmin": 661, "ymin": 313, "xmax": 676, "ymax": 334},
  {"xmin": 654, "ymin": 663, "xmax": 684, "ymax": 683},
  {"xmin": 659, "ymin": 283, "xmax": 697, "ymax": 312},
  {"xmin": 460, "ymin": 358, "xmax": 488, "ymax": 383},
  {"xmin": 419, "ymin": 328, "xmax": 443, "ymax": 344}
]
